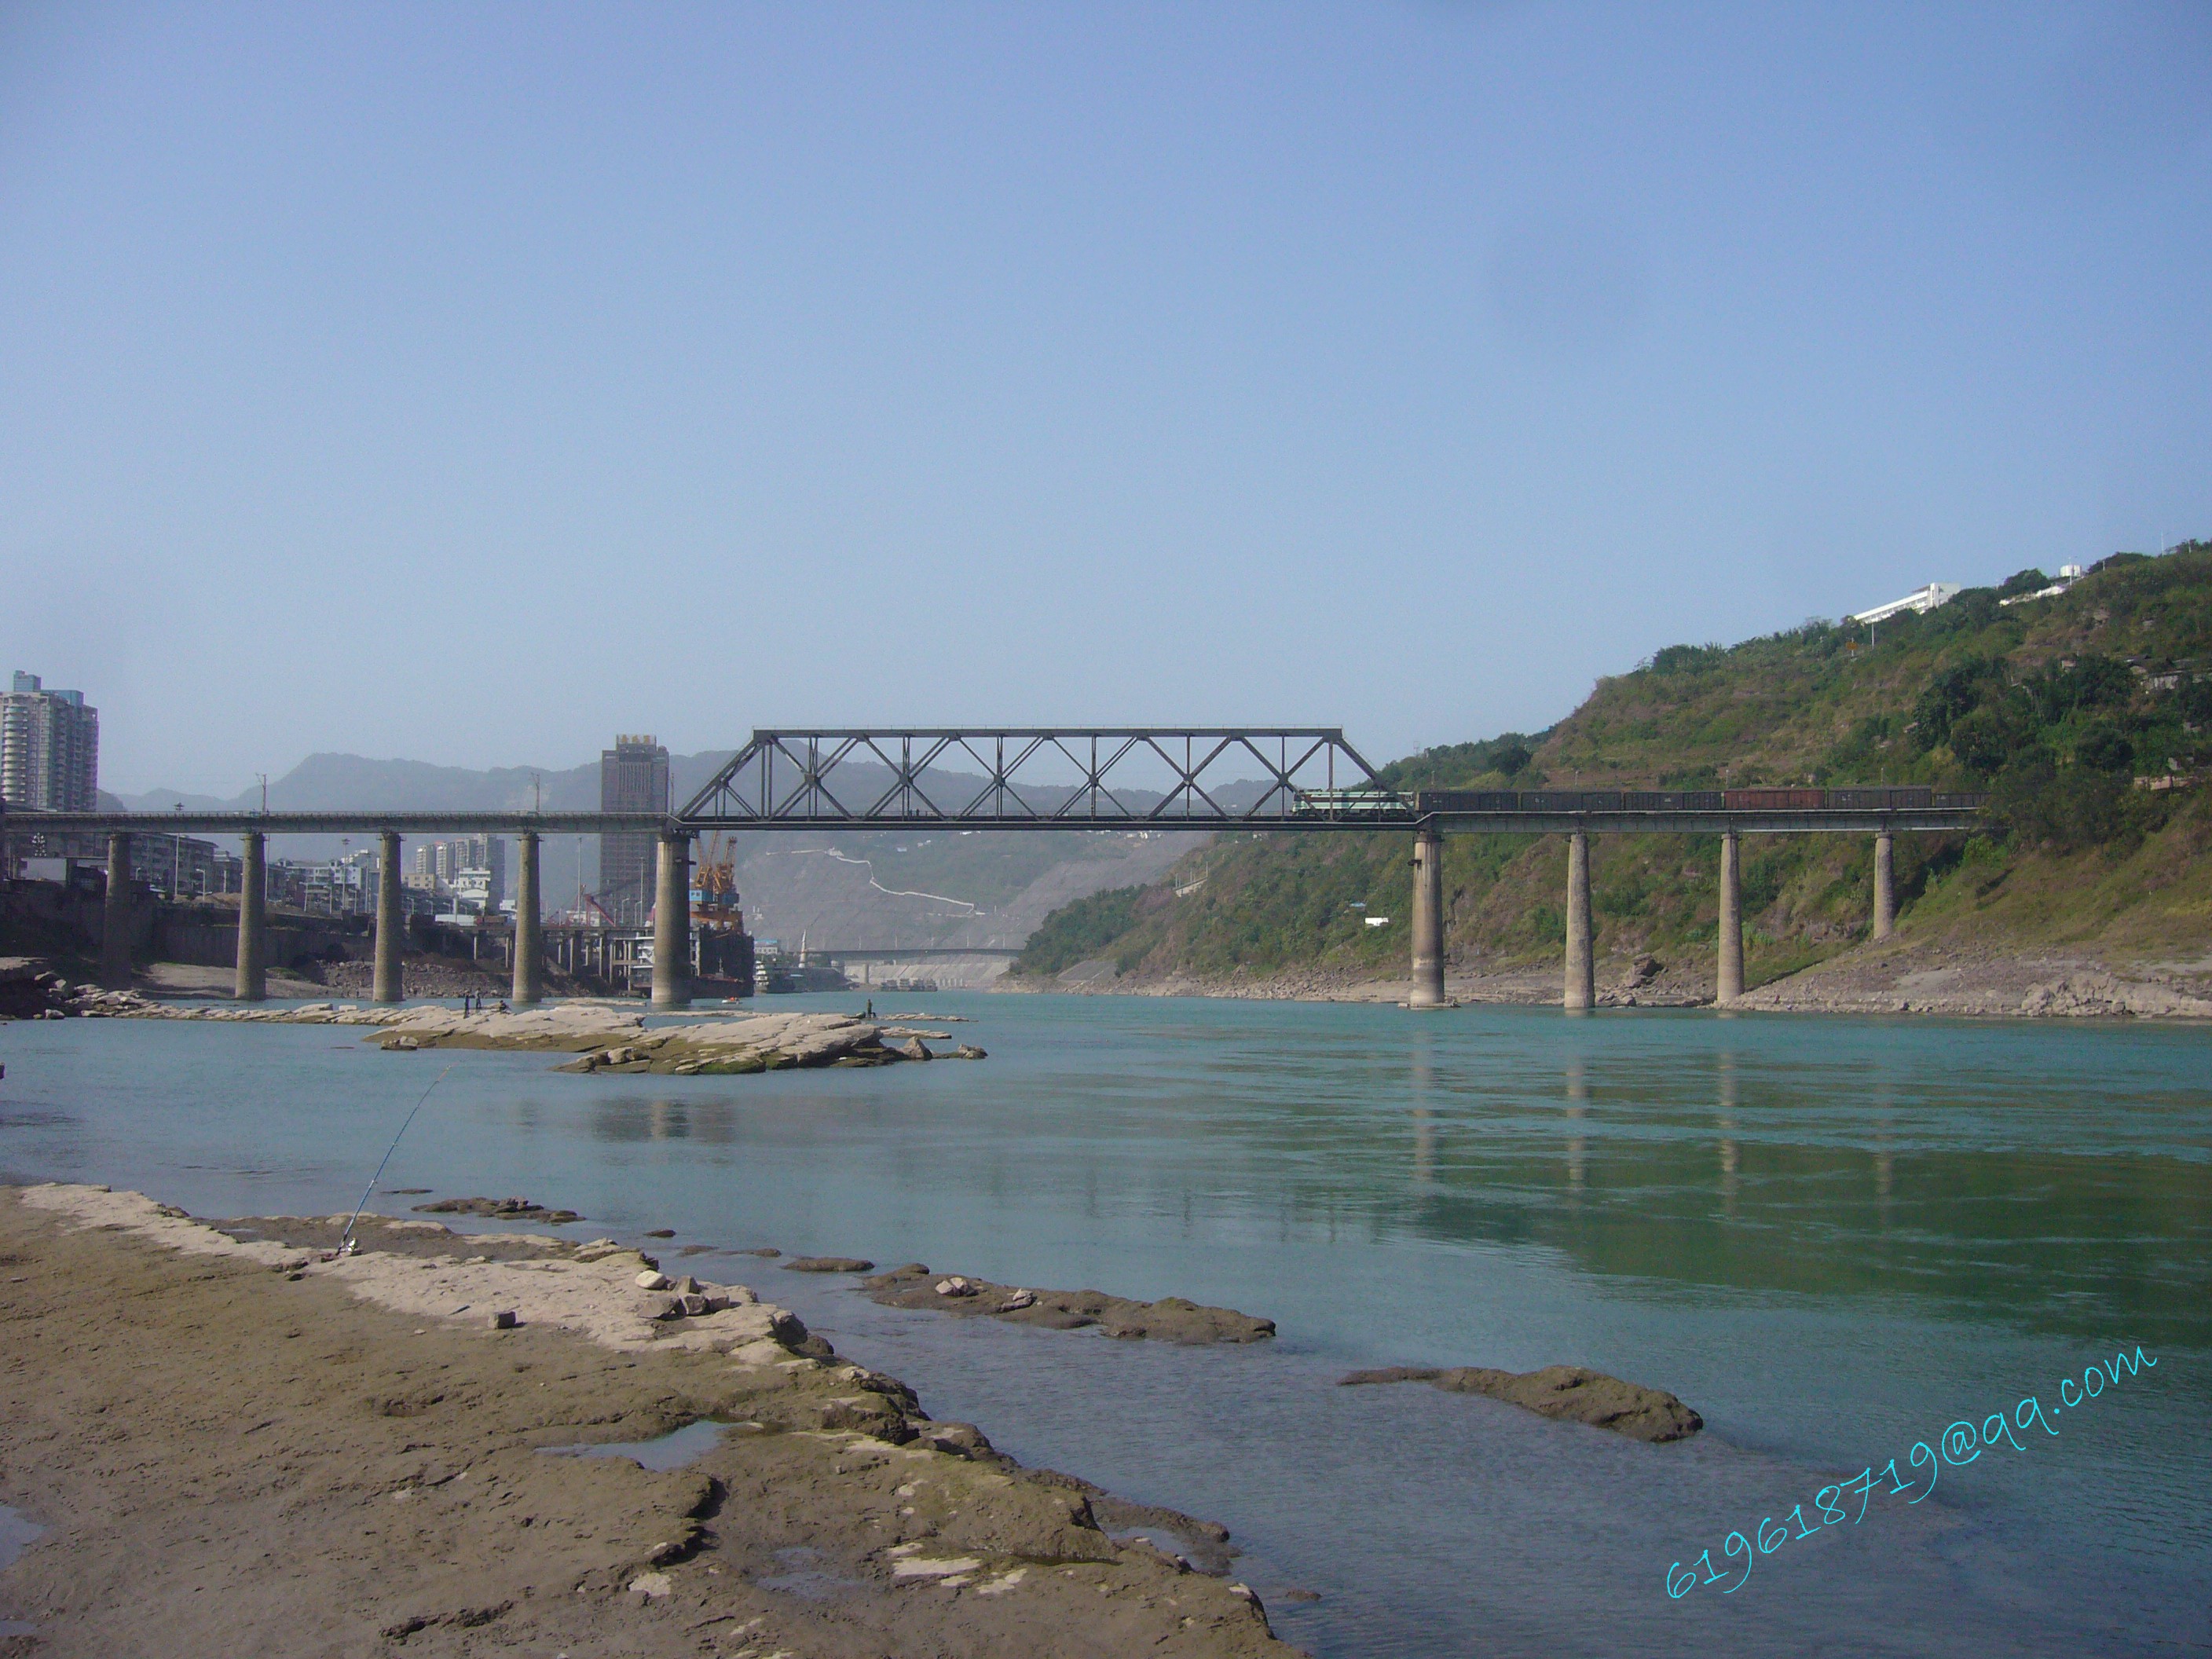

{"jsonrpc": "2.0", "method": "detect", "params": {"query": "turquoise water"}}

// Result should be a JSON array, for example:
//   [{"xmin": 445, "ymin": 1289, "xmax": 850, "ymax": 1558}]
[
  {"xmin": 1, "ymin": 994, "xmax": 2207, "ymax": 1654},
  {"xmin": 0, "ymin": 1502, "xmax": 40, "ymax": 1637}
]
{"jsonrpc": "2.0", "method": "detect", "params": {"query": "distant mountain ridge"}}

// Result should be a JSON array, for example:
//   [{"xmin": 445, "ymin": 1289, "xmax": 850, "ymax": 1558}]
[
  {"xmin": 109, "ymin": 745, "xmax": 1281, "ymax": 819},
  {"xmin": 107, "ymin": 750, "xmax": 718, "ymax": 816}
]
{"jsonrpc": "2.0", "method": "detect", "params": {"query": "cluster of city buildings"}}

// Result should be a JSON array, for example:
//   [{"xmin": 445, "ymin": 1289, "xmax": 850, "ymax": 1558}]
[
  {"xmin": 2, "ymin": 679, "xmax": 767, "ymax": 988},
  {"xmin": 2, "ymin": 677, "xmax": 672, "ymax": 927},
  {"xmin": 407, "ymin": 835, "xmax": 508, "ymax": 922}
]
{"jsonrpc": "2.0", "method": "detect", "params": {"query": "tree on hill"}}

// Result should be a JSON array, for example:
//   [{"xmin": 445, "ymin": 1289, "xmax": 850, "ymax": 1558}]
[{"xmin": 1376, "ymin": 733, "xmax": 1547, "ymax": 791}]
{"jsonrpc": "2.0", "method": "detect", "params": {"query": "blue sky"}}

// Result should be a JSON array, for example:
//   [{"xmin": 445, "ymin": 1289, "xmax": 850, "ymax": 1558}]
[{"xmin": 3, "ymin": 2, "xmax": 2207, "ymax": 794}]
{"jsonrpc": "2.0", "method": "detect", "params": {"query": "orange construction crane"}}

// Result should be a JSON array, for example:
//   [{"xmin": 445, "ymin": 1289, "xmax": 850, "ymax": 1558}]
[{"xmin": 692, "ymin": 832, "xmax": 742, "ymax": 930}]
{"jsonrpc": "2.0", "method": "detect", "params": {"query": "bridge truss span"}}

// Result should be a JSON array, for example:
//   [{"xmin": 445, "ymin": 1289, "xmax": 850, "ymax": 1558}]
[{"xmin": 678, "ymin": 727, "xmax": 1404, "ymax": 830}]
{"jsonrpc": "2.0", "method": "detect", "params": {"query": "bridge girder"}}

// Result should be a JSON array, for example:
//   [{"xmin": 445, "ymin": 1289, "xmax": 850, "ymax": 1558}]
[{"xmin": 677, "ymin": 727, "xmax": 1397, "ymax": 830}]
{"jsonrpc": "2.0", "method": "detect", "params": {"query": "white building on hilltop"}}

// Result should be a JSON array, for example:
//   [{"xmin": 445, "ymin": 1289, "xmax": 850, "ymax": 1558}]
[
  {"xmin": 1850, "ymin": 584, "xmax": 1963, "ymax": 627},
  {"xmin": 1998, "ymin": 565, "xmax": 2087, "ymax": 608}
]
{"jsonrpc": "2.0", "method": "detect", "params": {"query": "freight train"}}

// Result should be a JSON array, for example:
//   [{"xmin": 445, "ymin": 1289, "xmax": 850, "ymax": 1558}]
[{"xmin": 1410, "ymin": 786, "xmax": 1982, "ymax": 814}]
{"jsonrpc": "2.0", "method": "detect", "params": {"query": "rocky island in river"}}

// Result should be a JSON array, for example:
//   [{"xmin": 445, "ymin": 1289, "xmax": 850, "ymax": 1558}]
[{"xmin": 1, "ymin": 966, "xmax": 980, "ymax": 1074}]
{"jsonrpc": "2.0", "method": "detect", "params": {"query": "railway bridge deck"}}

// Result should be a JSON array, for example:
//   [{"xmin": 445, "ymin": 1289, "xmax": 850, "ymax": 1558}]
[{"xmin": 4, "ymin": 726, "xmax": 1981, "ymax": 1011}]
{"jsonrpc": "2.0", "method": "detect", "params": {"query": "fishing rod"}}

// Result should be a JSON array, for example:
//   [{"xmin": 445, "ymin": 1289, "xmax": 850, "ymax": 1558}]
[{"xmin": 339, "ymin": 1064, "xmax": 454, "ymax": 1254}]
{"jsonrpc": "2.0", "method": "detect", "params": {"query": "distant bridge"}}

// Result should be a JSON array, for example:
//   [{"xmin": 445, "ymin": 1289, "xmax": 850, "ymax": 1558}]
[
  {"xmin": 804, "ymin": 945, "xmax": 1025, "ymax": 960},
  {"xmin": 2, "ymin": 725, "xmax": 1981, "ymax": 1016}
]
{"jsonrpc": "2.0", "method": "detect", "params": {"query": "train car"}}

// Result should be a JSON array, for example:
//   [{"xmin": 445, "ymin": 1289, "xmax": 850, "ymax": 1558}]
[
  {"xmin": 1722, "ymin": 787, "xmax": 1826, "ymax": 810},
  {"xmin": 1294, "ymin": 788, "xmax": 1416, "ymax": 816},
  {"xmin": 1621, "ymin": 790, "xmax": 1727, "ymax": 811},
  {"xmin": 1517, "ymin": 790, "xmax": 1626, "ymax": 812},
  {"xmin": 1826, "ymin": 786, "xmax": 1934, "ymax": 810},
  {"xmin": 1415, "ymin": 790, "xmax": 1521, "ymax": 812},
  {"xmin": 1415, "ymin": 785, "xmax": 1978, "ymax": 815}
]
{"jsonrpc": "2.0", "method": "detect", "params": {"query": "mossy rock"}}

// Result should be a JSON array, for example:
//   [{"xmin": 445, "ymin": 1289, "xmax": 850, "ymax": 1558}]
[{"xmin": 687, "ymin": 1053, "xmax": 770, "ymax": 1076}]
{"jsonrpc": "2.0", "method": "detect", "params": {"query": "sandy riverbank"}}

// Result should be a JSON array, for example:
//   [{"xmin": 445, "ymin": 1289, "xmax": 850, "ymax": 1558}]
[{"xmin": 0, "ymin": 1185, "xmax": 1288, "ymax": 1658}]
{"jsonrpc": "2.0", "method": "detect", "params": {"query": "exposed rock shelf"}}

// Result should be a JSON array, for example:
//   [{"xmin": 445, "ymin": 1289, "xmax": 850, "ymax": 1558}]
[
  {"xmin": 372, "ymin": 1006, "xmax": 921, "ymax": 1072},
  {"xmin": 862, "ymin": 1264, "xmax": 1276, "ymax": 1345},
  {"xmin": 1340, "ymin": 1364, "xmax": 1702, "ymax": 1442},
  {"xmin": 2, "ymin": 1185, "xmax": 1288, "ymax": 1656},
  {"xmin": 412, "ymin": 1195, "xmax": 584, "ymax": 1224},
  {"xmin": 2, "ymin": 978, "xmax": 985, "ymax": 1073}
]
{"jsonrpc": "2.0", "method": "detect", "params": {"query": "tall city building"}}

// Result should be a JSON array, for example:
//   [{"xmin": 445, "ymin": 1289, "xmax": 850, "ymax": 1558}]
[
  {"xmin": 599, "ymin": 734, "xmax": 669, "ymax": 925},
  {"xmin": 407, "ymin": 835, "xmax": 506, "ymax": 911},
  {"xmin": 456, "ymin": 833, "xmax": 504, "ymax": 911},
  {"xmin": 0, "ymin": 672, "xmax": 99, "ymax": 811}
]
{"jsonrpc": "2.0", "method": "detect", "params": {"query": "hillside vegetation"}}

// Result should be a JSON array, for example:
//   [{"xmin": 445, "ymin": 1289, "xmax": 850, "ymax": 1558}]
[{"xmin": 1013, "ymin": 544, "xmax": 2212, "ymax": 991}]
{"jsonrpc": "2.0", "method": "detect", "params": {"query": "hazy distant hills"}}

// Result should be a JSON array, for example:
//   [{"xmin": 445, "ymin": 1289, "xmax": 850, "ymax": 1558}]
[
  {"xmin": 105, "ymin": 751, "xmax": 715, "ymax": 817},
  {"xmin": 103, "ymin": 749, "xmax": 1204, "ymax": 951},
  {"xmin": 108, "ymin": 745, "xmax": 1280, "ymax": 821}
]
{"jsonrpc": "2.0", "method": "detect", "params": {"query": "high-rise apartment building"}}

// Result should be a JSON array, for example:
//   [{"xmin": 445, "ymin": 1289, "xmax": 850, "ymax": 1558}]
[
  {"xmin": 598, "ymin": 734, "xmax": 669, "ymax": 925},
  {"xmin": 455, "ymin": 833, "xmax": 504, "ymax": 912},
  {"xmin": 0, "ymin": 672, "xmax": 99, "ymax": 811},
  {"xmin": 407, "ymin": 835, "xmax": 506, "ymax": 910}
]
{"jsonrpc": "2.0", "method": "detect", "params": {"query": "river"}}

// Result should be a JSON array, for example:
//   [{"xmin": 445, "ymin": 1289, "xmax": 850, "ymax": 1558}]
[{"xmin": 1, "ymin": 993, "xmax": 2205, "ymax": 1655}]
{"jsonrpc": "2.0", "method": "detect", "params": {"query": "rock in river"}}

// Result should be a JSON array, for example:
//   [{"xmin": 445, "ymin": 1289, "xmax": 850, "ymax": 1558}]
[
  {"xmin": 1339, "ymin": 1364, "xmax": 1702, "ymax": 1442},
  {"xmin": 361, "ymin": 1006, "xmax": 953, "ymax": 1075},
  {"xmin": 412, "ymin": 1196, "xmax": 583, "ymax": 1224},
  {"xmin": 862, "ymin": 1264, "xmax": 1274, "ymax": 1344}
]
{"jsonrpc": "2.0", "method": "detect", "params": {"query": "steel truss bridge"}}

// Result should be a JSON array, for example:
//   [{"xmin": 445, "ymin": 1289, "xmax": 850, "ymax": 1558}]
[{"xmin": 679, "ymin": 727, "xmax": 1397, "ymax": 830}]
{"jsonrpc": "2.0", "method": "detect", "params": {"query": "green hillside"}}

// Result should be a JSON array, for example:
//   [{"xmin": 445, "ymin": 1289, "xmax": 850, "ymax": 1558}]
[{"xmin": 1011, "ymin": 544, "xmax": 2212, "ymax": 990}]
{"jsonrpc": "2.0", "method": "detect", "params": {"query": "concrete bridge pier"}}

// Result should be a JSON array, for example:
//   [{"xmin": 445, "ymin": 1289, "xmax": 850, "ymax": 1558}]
[
  {"xmin": 1872, "ymin": 831, "xmax": 1895, "ymax": 942},
  {"xmin": 1717, "ymin": 830, "xmax": 1744, "ymax": 1006},
  {"xmin": 101, "ymin": 831, "xmax": 134, "ymax": 989},
  {"xmin": 1408, "ymin": 827, "xmax": 1448, "ymax": 1008},
  {"xmin": 1563, "ymin": 829, "xmax": 1594, "ymax": 1011},
  {"xmin": 652, "ymin": 832, "xmax": 691, "ymax": 1010},
  {"xmin": 234, "ymin": 832, "xmax": 266, "ymax": 1001},
  {"xmin": 374, "ymin": 830, "xmax": 404, "ymax": 1004},
  {"xmin": 512, "ymin": 832, "xmax": 544, "ymax": 1006}
]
